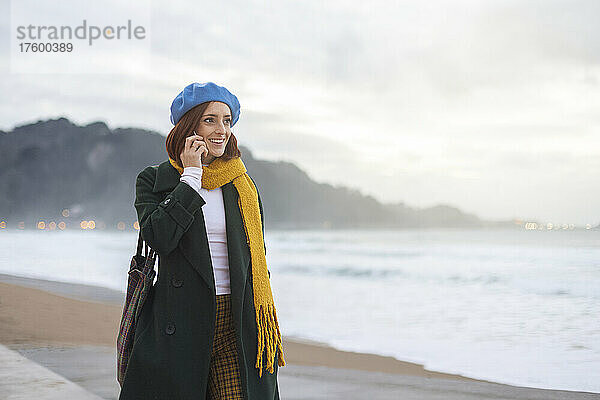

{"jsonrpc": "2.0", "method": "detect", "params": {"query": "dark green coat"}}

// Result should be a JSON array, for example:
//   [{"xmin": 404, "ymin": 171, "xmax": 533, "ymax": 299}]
[{"xmin": 119, "ymin": 159, "xmax": 280, "ymax": 400}]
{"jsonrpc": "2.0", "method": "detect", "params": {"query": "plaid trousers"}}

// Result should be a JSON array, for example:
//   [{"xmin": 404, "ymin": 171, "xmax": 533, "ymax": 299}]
[{"xmin": 206, "ymin": 293, "xmax": 244, "ymax": 400}]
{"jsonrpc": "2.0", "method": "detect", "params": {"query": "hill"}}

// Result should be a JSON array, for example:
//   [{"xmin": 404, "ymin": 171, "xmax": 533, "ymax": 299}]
[{"xmin": 0, "ymin": 117, "xmax": 514, "ymax": 230}]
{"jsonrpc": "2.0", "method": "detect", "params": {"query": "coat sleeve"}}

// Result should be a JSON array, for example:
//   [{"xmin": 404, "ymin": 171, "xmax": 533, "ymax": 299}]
[{"xmin": 134, "ymin": 166, "xmax": 206, "ymax": 256}]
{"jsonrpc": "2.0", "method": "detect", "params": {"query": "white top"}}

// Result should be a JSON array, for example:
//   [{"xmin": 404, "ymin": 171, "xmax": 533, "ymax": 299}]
[{"xmin": 180, "ymin": 165, "xmax": 231, "ymax": 295}]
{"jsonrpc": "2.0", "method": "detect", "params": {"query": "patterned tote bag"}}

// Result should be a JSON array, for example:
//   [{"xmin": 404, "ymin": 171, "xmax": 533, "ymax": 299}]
[{"xmin": 116, "ymin": 231, "xmax": 157, "ymax": 387}]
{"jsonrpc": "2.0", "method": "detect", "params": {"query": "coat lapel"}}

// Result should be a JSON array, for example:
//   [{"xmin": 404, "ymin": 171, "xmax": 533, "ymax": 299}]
[{"xmin": 151, "ymin": 159, "xmax": 251, "ymax": 296}]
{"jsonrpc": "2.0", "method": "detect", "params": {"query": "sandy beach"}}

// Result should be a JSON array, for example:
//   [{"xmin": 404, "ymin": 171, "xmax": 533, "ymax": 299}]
[{"xmin": 0, "ymin": 273, "xmax": 598, "ymax": 400}]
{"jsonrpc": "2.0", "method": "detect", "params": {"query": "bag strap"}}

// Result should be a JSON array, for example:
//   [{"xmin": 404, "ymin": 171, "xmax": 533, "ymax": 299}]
[
  {"xmin": 136, "ymin": 230, "xmax": 144, "ymax": 256},
  {"xmin": 136, "ymin": 230, "xmax": 157, "ymax": 261}
]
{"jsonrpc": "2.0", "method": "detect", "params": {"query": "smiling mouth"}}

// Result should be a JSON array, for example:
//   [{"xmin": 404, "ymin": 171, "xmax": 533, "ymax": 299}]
[{"xmin": 208, "ymin": 138, "xmax": 226, "ymax": 145}]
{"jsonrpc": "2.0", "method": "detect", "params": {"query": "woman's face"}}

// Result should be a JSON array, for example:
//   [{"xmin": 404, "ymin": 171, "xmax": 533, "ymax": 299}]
[{"xmin": 195, "ymin": 101, "xmax": 232, "ymax": 163}]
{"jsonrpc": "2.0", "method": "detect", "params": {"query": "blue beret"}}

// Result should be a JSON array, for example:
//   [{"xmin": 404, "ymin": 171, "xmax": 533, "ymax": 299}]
[{"xmin": 169, "ymin": 82, "xmax": 241, "ymax": 127}]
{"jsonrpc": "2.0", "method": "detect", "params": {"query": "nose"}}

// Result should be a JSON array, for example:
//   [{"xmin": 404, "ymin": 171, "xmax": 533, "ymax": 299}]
[{"xmin": 214, "ymin": 121, "xmax": 227, "ymax": 134}]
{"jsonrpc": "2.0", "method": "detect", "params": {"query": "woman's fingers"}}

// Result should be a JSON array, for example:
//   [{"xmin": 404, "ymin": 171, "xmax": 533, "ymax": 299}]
[
  {"xmin": 180, "ymin": 133, "xmax": 207, "ymax": 167},
  {"xmin": 185, "ymin": 133, "xmax": 201, "ymax": 150},
  {"xmin": 181, "ymin": 132, "xmax": 210, "ymax": 167},
  {"xmin": 194, "ymin": 137, "xmax": 207, "ymax": 155}
]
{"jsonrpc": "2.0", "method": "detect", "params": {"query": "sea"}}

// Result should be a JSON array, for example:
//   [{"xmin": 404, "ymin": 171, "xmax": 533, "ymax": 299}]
[{"xmin": 1, "ymin": 228, "xmax": 598, "ymax": 393}]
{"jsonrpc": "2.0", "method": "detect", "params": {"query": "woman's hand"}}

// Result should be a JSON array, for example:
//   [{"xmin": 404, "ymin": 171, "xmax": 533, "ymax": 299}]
[{"xmin": 180, "ymin": 131, "xmax": 209, "ymax": 168}]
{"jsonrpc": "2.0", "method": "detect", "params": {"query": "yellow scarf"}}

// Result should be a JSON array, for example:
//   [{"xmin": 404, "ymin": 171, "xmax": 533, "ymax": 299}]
[{"xmin": 169, "ymin": 156, "xmax": 285, "ymax": 377}]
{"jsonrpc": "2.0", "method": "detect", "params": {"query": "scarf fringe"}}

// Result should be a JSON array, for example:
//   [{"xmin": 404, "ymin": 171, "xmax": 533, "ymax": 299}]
[{"xmin": 255, "ymin": 302, "xmax": 286, "ymax": 378}]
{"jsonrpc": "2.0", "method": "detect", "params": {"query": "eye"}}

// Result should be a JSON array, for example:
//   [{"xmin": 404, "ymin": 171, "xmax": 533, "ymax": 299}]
[
  {"xmin": 224, "ymin": 119, "xmax": 231, "ymax": 125},
  {"xmin": 203, "ymin": 117, "xmax": 214, "ymax": 123}
]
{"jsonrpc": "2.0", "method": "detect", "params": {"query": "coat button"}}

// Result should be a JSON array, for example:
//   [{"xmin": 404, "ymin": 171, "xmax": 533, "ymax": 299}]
[
  {"xmin": 165, "ymin": 322, "xmax": 176, "ymax": 335},
  {"xmin": 171, "ymin": 276, "xmax": 183, "ymax": 288}
]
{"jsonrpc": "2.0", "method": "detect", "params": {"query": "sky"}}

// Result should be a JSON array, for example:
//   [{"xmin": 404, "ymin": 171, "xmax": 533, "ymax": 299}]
[{"xmin": 0, "ymin": 0, "xmax": 598, "ymax": 226}]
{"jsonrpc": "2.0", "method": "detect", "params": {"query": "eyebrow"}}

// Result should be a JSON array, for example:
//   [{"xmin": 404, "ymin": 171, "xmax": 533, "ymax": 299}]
[{"xmin": 204, "ymin": 114, "xmax": 231, "ymax": 118}]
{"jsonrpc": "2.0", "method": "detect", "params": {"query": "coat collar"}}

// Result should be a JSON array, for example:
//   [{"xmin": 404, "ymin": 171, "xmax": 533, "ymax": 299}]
[{"xmin": 153, "ymin": 159, "xmax": 180, "ymax": 193}]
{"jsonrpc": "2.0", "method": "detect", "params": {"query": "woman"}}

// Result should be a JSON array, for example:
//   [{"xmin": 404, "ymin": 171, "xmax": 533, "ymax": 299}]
[{"xmin": 118, "ymin": 82, "xmax": 285, "ymax": 400}]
